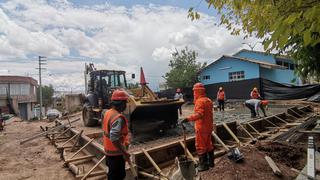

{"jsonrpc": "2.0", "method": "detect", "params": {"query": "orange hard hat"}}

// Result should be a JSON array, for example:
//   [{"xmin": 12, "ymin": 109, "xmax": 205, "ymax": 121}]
[
  {"xmin": 111, "ymin": 90, "xmax": 128, "ymax": 101},
  {"xmin": 176, "ymin": 88, "xmax": 181, "ymax": 93},
  {"xmin": 193, "ymin": 83, "xmax": 205, "ymax": 91},
  {"xmin": 261, "ymin": 100, "xmax": 269, "ymax": 106}
]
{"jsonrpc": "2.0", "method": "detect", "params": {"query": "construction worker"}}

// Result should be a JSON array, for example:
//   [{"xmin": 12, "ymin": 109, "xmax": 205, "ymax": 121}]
[
  {"xmin": 244, "ymin": 99, "xmax": 268, "ymax": 118},
  {"xmin": 174, "ymin": 88, "xmax": 183, "ymax": 115},
  {"xmin": 103, "ymin": 90, "xmax": 130, "ymax": 180},
  {"xmin": 180, "ymin": 83, "xmax": 215, "ymax": 171},
  {"xmin": 216, "ymin": 87, "xmax": 226, "ymax": 111},
  {"xmin": 250, "ymin": 87, "xmax": 261, "ymax": 99}
]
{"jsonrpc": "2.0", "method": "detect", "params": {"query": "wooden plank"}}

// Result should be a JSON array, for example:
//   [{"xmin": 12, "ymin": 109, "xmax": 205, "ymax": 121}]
[
  {"xmin": 264, "ymin": 119, "xmax": 279, "ymax": 127},
  {"xmin": 289, "ymin": 109, "xmax": 303, "ymax": 118},
  {"xmin": 65, "ymin": 155, "xmax": 95, "ymax": 163},
  {"xmin": 291, "ymin": 168, "xmax": 315, "ymax": 180},
  {"xmin": 71, "ymin": 130, "xmax": 83, "ymax": 152},
  {"xmin": 139, "ymin": 171, "xmax": 164, "ymax": 180},
  {"xmin": 58, "ymin": 133, "xmax": 80, "ymax": 148},
  {"xmin": 76, "ymin": 170, "xmax": 106, "ymax": 179},
  {"xmin": 80, "ymin": 155, "xmax": 106, "ymax": 180},
  {"xmin": 222, "ymin": 123, "xmax": 241, "ymax": 144},
  {"xmin": 298, "ymin": 130, "xmax": 320, "ymax": 134},
  {"xmin": 69, "ymin": 139, "xmax": 94, "ymax": 159},
  {"xmin": 55, "ymin": 127, "xmax": 72, "ymax": 139},
  {"xmin": 179, "ymin": 141, "xmax": 197, "ymax": 164},
  {"xmin": 273, "ymin": 115, "xmax": 289, "ymax": 124},
  {"xmin": 237, "ymin": 121, "xmax": 256, "ymax": 140},
  {"xmin": 247, "ymin": 123, "xmax": 261, "ymax": 135},
  {"xmin": 20, "ymin": 118, "xmax": 80, "ymax": 144},
  {"xmin": 142, "ymin": 149, "xmax": 167, "ymax": 179},
  {"xmin": 265, "ymin": 156, "xmax": 282, "ymax": 176},
  {"xmin": 212, "ymin": 131, "xmax": 230, "ymax": 151}
]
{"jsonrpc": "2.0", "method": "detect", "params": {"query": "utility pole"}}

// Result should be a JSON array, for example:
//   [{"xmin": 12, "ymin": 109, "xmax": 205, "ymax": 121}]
[{"xmin": 37, "ymin": 56, "xmax": 46, "ymax": 120}]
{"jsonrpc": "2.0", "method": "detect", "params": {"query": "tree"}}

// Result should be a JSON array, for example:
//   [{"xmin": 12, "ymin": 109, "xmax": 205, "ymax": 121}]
[
  {"xmin": 165, "ymin": 47, "xmax": 206, "ymax": 88},
  {"xmin": 189, "ymin": 0, "xmax": 320, "ymax": 79},
  {"xmin": 37, "ymin": 84, "xmax": 54, "ymax": 108}
]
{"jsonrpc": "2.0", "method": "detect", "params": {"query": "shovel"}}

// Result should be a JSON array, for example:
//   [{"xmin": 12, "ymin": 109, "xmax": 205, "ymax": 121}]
[
  {"xmin": 179, "ymin": 123, "xmax": 196, "ymax": 180},
  {"xmin": 181, "ymin": 123, "xmax": 188, "ymax": 159}
]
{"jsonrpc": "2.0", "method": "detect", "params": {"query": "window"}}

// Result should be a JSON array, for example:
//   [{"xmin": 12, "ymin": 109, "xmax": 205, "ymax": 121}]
[
  {"xmin": 229, "ymin": 71, "xmax": 245, "ymax": 81},
  {"xmin": 202, "ymin": 75, "xmax": 210, "ymax": 80},
  {"xmin": 276, "ymin": 59, "xmax": 295, "ymax": 70}
]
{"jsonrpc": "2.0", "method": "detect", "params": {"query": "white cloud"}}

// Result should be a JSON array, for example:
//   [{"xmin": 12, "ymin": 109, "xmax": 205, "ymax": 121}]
[{"xmin": 0, "ymin": 0, "xmax": 262, "ymax": 91}]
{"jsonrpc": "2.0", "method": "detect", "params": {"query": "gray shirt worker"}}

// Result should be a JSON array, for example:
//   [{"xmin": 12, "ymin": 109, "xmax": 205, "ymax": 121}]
[{"xmin": 245, "ymin": 99, "xmax": 261, "ymax": 116}]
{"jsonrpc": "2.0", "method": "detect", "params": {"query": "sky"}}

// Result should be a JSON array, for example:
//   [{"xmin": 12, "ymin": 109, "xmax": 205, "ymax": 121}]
[{"xmin": 0, "ymin": 0, "xmax": 264, "ymax": 92}]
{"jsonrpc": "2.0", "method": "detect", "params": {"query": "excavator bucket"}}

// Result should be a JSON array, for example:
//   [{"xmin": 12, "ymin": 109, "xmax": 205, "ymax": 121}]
[{"xmin": 125, "ymin": 67, "xmax": 184, "ymax": 135}]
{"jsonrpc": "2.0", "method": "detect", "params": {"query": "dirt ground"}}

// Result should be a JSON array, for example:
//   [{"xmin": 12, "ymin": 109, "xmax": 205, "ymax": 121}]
[
  {"xmin": 199, "ymin": 145, "xmax": 298, "ymax": 180},
  {"xmin": 0, "ymin": 117, "xmax": 74, "ymax": 180}
]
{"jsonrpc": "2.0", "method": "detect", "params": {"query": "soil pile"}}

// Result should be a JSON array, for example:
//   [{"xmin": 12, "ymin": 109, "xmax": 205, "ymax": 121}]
[
  {"xmin": 200, "ymin": 146, "xmax": 297, "ymax": 180},
  {"xmin": 256, "ymin": 141, "xmax": 306, "ymax": 169}
]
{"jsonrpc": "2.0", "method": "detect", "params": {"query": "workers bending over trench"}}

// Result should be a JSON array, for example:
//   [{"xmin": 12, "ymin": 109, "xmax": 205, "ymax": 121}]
[
  {"xmin": 180, "ymin": 82, "xmax": 215, "ymax": 172},
  {"xmin": 216, "ymin": 86, "xmax": 226, "ymax": 111},
  {"xmin": 103, "ymin": 90, "xmax": 130, "ymax": 180},
  {"xmin": 244, "ymin": 99, "xmax": 268, "ymax": 118}
]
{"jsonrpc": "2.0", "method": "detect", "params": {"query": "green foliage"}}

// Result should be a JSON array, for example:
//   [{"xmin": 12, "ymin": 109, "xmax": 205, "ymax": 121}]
[
  {"xmin": 37, "ymin": 84, "xmax": 54, "ymax": 107},
  {"xmin": 165, "ymin": 47, "xmax": 206, "ymax": 88},
  {"xmin": 189, "ymin": 0, "xmax": 320, "ymax": 81}
]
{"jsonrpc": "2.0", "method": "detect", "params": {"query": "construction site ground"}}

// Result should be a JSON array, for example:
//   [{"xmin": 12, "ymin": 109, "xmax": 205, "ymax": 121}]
[{"xmin": 0, "ymin": 100, "xmax": 319, "ymax": 180}]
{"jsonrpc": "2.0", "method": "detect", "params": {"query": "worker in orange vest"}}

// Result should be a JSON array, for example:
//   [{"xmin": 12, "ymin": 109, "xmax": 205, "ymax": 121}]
[
  {"xmin": 250, "ymin": 87, "xmax": 261, "ymax": 99},
  {"xmin": 103, "ymin": 90, "xmax": 130, "ymax": 180},
  {"xmin": 180, "ymin": 83, "xmax": 215, "ymax": 171},
  {"xmin": 216, "ymin": 87, "xmax": 226, "ymax": 111}
]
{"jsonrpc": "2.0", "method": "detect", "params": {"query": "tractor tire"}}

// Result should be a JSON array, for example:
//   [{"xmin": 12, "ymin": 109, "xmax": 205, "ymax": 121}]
[{"xmin": 82, "ymin": 105, "xmax": 98, "ymax": 127}]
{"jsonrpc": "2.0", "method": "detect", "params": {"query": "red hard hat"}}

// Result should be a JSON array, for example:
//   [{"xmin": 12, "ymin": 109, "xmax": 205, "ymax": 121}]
[
  {"xmin": 111, "ymin": 90, "xmax": 128, "ymax": 101},
  {"xmin": 193, "ymin": 83, "xmax": 205, "ymax": 91},
  {"xmin": 176, "ymin": 88, "xmax": 181, "ymax": 93},
  {"xmin": 261, "ymin": 100, "xmax": 269, "ymax": 106}
]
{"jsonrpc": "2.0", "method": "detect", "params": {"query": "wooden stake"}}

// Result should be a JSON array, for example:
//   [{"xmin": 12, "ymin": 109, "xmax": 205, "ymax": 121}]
[
  {"xmin": 142, "ymin": 149, "xmax": 167, "ymax": 179},
  {"xmin": 20, "ymin": 118, "xmax": 80, "ymax": 144},
  {"xmin": 81, "ymin": 155, "xmax": 106, "ymax": 180},
  {"xmin": 212, "ymin": 131, "xmax": 229, "ymax": 151},
  {"xmin": 247, "ymin": 123, "xmax": 261, "ymax": 135},
  {"xmin": 273, "ymin": 115, "xmax": 288, "ymax": 124},
  {"xmin": 289, "ymin": 109, "xmax": 303, "ymax": 118},
  {"xmin": 65, "ymin": 155, "xmax": 95, "ymax": 163},
  {"xmin": 236, "ymin": 121, "xmax": 256, "ymax": 141},
  {"xmin": 69, "ymin": 139, "xmax": 94, "ymax": 159},
  {"xmin": 71, "ymin": 130, "xmax": 83, "ymax": 152},
  {"xmin": 222, "ymin": 123, "xmax": 241, "ymax": 144},
  {"xmin": 58, "ymin": 133, "xmax": 79, "ymax": 148}
]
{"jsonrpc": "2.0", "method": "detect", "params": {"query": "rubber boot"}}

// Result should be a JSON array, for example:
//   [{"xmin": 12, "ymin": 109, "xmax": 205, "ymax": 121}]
[
  {"xmin": 208, "ymin": 150, "xmax": 214, "ymax": 167},
  {"xmin": 197, "ymin": 154, "xmax": 209, "ymax": 172}
]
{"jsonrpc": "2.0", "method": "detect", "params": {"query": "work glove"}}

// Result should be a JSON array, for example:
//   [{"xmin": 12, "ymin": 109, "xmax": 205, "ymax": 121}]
[{"xmin": 178, "ymin": 118, "xmax": 188, "ymax": 125}]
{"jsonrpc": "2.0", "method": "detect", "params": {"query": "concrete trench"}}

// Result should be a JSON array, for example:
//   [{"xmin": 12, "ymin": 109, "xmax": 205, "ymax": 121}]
[{"xmin": 40, "ymin": 105, "xmax": 314, "ymax": 179}]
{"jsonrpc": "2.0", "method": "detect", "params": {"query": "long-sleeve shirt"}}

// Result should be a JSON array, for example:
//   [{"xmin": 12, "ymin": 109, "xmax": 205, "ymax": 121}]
[
  {"xmin": 245, "ymin": 99, "xmax": 261, "ymax": 116},
  {"xmin": 109, "ymin": 117, "xmax": 125, "ymax": 142}
]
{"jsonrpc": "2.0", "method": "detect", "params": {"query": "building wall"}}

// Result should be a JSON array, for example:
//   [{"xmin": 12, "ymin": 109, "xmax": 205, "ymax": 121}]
[
  {"xmin": 200, "ymin": 57, "xmax": 260, "ymax": 85},
  {"xmin": 234, "ymin": 51, "xmax": 275, "ymax": 64},
  {"xmin": 260, "ymin": 67, "xmax": 297, "ymax": 84},
  {"xmin": 65, "ymin": 94, "xmax": 82, "ymax": 112}
]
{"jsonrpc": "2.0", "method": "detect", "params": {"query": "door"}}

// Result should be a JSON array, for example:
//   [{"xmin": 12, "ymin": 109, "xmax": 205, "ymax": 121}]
[{"xmin": 18, "ymin": 103, "xmax": 28, "ymax": 120}]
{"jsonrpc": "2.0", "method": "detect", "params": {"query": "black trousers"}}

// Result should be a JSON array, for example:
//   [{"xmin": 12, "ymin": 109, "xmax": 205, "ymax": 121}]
[
  {"xmin": 106, "ymin": 155, "xmax": 126, "ymax": 180},
  {"xmin": 245, "ymin": 103, "xmax": 256, "ymax": 117},
  {"xmin": 218, "ymin": 99, "xmax": 225, "ymax": 111}
]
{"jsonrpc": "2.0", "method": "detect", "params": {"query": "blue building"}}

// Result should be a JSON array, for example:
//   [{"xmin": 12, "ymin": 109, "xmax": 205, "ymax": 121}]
[{"xmin": 199, "ymin": 49, "xmax": 299, "ymax": 99}]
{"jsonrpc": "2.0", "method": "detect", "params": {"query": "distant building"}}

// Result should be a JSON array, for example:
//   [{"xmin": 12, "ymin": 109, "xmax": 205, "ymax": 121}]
[
  {"xmin": 199, "ymin": 49, "xmax": 300, "ymax": 99},
  {"xmin": 0, "ymin": 76, "xmax": 37, "ymax": 120}
]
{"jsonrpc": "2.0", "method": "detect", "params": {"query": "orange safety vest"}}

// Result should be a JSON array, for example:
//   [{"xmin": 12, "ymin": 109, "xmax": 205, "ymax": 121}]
[
  {"xmin": 103, "ymin": 109, "xmax": 129, "ymax": 156},
  {"xmin": 217, "ymin": 91, "xmax": 225, "ymax": 100},
  {"xmin": 251, "ymin": 91, "xmax": 260, "ymax": 99}
]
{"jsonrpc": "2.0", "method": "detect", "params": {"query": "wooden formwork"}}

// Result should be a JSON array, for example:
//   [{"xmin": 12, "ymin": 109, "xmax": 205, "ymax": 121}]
[{"xmin": 36, "ymin": 105, "xmax": 315, "ymax": 179}]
